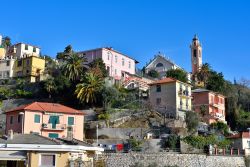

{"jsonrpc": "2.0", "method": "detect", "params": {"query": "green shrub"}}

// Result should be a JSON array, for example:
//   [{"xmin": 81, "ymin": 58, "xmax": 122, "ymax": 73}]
[{"xmin": 182, "ymin": 135, "xmax": 231, "ymax": 149}]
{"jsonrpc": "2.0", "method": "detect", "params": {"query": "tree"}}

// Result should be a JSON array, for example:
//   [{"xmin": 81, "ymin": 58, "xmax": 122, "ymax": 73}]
[
  {"xmin": 1, "ymin": 36, "xmax": 11, "ymax": 48},
  {"xmin": 62, "ymin": 53, "xmax": 88, "ymax": 81},
  {"xmin": 206, "ymin": 71, "xmax": 226, "ymax": 93},
  {"xmin": 196, "ymin": 63, "xmax": 211, "ymax": 85},
  {"xmin": 148, "ymin": 69, "xmax": 159, "ymax": 78},
  {"xmin": 185, "ymin": 111, "xmax": 199, "ymax": 133},
  {"xmin": 44, "ymin": 77, "xmax": 57, "ymax": 98},
  {"xmin": 75, "ymin": 72, "xmax": 104, "ymax": 104},
  {"xmin": 56, "ymin": 45, "xmax": 73, "ymax": 60},
  {"xmin": 166, "ymin": 69, "xmax": 188, "ymax": 83},
  {"xmin": 89, "ymin": 58, "xmax": 108, "ymax": 78}
]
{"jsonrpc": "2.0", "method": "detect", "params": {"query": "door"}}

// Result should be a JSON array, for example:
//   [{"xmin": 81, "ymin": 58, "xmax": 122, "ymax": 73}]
[{"xmin": 49, "ymin": 116, "xmax": 59, "ymax": 129}]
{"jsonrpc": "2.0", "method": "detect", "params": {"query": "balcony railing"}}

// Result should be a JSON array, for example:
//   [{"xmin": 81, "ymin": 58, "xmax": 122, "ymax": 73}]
[
  {"xmin": 178, "ymin": 105, "xmax": 192, "ymax": 111},
  {"xmin": 42, "ymin": 123, "xmax": 66, "ymax": 131},
  {"xmin": 178, "ymin": 90, "xmax": 191, "ymax": 98}
]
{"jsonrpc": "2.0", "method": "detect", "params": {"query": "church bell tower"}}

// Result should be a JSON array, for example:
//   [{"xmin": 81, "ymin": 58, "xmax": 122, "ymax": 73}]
[{"xmin": 190, "ymin": 34, "xmax": 202, "ymax": 75}]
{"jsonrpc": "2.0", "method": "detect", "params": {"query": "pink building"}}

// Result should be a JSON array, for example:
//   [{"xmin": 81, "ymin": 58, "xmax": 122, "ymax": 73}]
[
  {"xmin": 192, "ymin": 89, "xmax": 226, "ymax": 124},
  {"xmin": 78, "ymin": 47, "xmax": 139, "ymax": 82},
  {"xmin": 5, "ymin": 102, "xmax": 84, "ymax": 141}
]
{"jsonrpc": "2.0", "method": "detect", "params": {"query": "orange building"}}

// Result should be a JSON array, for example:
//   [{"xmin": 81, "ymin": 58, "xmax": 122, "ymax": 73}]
[
  {"xmin": 5, "ymin": 102, "xmax": 85, "ymax": 141},
  {"xmin": 192, "ymin": 89, "xmax": 226, "ymax": 124}
]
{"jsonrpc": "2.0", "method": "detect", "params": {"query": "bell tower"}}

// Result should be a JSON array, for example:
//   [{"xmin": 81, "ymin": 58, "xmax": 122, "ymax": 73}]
[{"xmin": 190, "ymin": 34, "xmax": 202, "ymax": 75}]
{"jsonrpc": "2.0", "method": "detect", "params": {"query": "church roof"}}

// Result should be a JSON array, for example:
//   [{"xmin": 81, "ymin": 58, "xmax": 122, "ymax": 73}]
[{"xmin": 145, "ymin": 54, "xmax": 181, "ymax": 69}]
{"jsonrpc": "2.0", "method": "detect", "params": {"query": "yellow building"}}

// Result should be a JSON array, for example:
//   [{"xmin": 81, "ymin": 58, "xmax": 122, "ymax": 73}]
[
  {"xmin": 0, "ymin": 133, "xmax": 103, "ymax": 167},
  {"xmin": 149, "ymin": 77, "xmax": 192, "ymax": 120},
  {"xmin": 14, "ymin": 56, "xmax": 45, "ymax": 82},
  {"xmin": 0, "ymin": 48, "xmax": 6, "ymax": 59}
]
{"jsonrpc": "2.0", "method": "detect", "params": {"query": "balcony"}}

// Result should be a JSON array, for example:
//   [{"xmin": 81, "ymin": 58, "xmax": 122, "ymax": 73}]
[
  {"xmin": 42, "ymin": 123, "xmax": 66, "ymax": 131},
  {"xmin": 178, "ymin": 105, "xmax": 192, "ymax": 111},
  {"xmin": 178, "ymin": 90, "xmax": 191, "ymax": 98}
]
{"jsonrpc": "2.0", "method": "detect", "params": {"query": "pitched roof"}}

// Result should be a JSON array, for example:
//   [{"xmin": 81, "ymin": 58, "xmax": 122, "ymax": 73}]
[
  {"xmin": 192, "ymin": 88, "xmax": 210, "ymax": 93},
  {"xmin": 148, "ymin": 77, "xmax": 177, "ymax": 85},
  {"xmin": 192, "ymin": 89, "xmax": 225, "ymax": 97},
  {"xmin": 6, "ymin": 102, "xmax": 84, "ymax": 115},
  {"xmin": 227, "ymin": 132, "xmax": 250, "ymax": 139},
  {"xmin": 78, "ymin": 47, "xmax": 139, "ymax": 63},
  {"xmin": 145, "ymin": 54, "xmax": 182, "ymax": 70},
  {"xmin": 0, "ymin": 134, "xmax": 93, "ymax": 146},
  {"xmin": 0, "ymin": 134, "xmax": 60, "ymax": 145}
]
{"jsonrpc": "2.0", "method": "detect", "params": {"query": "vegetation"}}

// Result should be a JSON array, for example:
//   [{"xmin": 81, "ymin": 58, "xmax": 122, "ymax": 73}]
[
  {"xmin": 166, "ymin": 69, "xmax": 188, "ymax": 83},
  {"xmin": 164, "ymin": 135, "xmax": 180, "ymax": 149},
  {"xmin": 182, "ymin": 135, "xmax": 231, "ymax": 149},
  {"xmin": 75, "ymin": 72, "xmax": 104, "ymax": 104},
  {"xmin": 185, "ymin": 111, "xmax": 199, "ymax": 133},
  {"xmin": 128, "ymin": 138, "xmax": 142, "ymax": 151},
  {"xmin": 148, "ymin": 69, "xmax": 159, "ymax": 78},
  {"xmin": 210, "ymin": 121, "xmax": 229, "ymax": 135}
]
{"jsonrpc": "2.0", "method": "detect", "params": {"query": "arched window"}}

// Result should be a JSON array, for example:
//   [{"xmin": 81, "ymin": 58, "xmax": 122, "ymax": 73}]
[{"xmin": 156, "ymin": 63, "xmax": 164, "ymax": 67}]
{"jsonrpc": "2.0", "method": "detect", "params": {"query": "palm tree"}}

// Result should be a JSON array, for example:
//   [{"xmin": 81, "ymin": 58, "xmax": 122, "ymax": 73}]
[
  {"xmin": 62, "ymin": 53, "xmax": 88, "ymax": 81},
  {"xmin": 75, "ymin": 72, "xmax": 104, "ymax": 104},
  {"xmin": 197, "ymin": 63, "xmax": 211, "ymax": 86},
  {"xmin": 44, "ymin": 77, "xmax": 57, "ymax": 98}
]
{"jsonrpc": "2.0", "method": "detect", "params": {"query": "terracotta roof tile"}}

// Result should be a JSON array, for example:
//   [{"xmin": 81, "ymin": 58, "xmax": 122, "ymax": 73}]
[
  {"xmin": 148, "ymin": 77, "xmax": 177, "ymax": 85},
  {"xmin": 6, "ymin": 102, "xmax": 84, "ymax": 115},
  {"xmin": 227, "ymin": 132, "xmax": 250, "ymax": 139}
]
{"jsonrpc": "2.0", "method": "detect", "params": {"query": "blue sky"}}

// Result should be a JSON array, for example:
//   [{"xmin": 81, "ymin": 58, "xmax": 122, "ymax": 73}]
[{"xmin": 1, "ymin": 0, "xmax": 249, "ymax": 81}]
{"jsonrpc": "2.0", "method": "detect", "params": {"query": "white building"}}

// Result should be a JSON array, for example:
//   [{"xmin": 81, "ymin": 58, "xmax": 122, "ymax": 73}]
[
  {"xmin": 0, "ymin": 58, "xmax": 15, "ymax": 80},
  {"xmin": 8, "ymin": 43, "xmax": 40, "ymax": 59}
]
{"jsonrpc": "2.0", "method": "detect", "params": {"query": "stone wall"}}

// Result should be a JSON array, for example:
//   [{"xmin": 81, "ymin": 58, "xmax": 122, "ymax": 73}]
[{"xmin": 103, "ymin": 153, "xmax": 246, "ymax": 167}]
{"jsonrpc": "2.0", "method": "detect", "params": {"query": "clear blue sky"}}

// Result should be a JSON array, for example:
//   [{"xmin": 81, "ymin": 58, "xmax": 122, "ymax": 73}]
[{"xmin": 1, "ymin": 0, "xmax": 249, "ymax": 81}]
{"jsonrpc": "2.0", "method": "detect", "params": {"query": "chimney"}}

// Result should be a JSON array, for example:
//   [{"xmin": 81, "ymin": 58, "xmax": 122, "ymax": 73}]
[{"xmin": 8, "ymin": 130, "xmax": 14, "ymax": 140}]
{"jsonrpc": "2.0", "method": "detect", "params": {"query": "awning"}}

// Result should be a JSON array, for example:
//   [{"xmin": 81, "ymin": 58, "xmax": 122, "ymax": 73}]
[{"xmin": 0, "ymin": 151, "xmax": 26, "ymax": 161}]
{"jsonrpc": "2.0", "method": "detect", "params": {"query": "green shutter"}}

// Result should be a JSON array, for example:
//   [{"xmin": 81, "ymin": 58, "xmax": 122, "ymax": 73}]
[
  {"xmin": 68, "ymin": 117, "xmax": 74, "ymax": 125},
  {"xmin": 34, "ymin": 114, "xmax": 40, "ymax": 123},
  {"xmin": 48, "ymin": 133, "xmax": 59, "ymax": 138}
]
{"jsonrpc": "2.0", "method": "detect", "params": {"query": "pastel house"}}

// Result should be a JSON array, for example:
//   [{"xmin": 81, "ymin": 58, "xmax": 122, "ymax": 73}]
[
  {"xmin": 149, "ymin": 77, "xmax": 192, "ymax": 120},
  {"xmin": 78, "ymin": 47, "xmax": 139, "ymax": 83},
  {"xmin": 5, "ymin": 102, "xmax": 84, "ymax": 141},
  {"xmin": 192, "ymin": 89, "xmax": 226, "ymax": 124}
]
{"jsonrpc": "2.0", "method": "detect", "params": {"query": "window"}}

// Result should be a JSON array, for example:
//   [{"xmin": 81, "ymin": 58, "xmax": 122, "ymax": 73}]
[
  {"xmin": 68, "ymin": 117, "xmax": 74, "ymax": 125},
  {"xmin": 48, "ymin": 133, "xmax": 59, "ymax": 139},
  {"xmin": 10, "ymin": 116, "xmax": 14, "ymax": 124},
  {"xmin": 34, "ymin": 114, "xmax": 40, "ymax": 123},
  {"xmin": 107, "ymin": 53, "xmax": 110, "ymax": 60},
  {"xmin": 115, "ymin": 69, "xmax": 117, "ymax": 75},
  {"xmin": 25, "ymin": 44, "xmax": 28, "ymax": 50},
  {"xmin": 107, "ymin": 66, "xmax": 110, "ymax": 76},
  {"xmin": 156, "ymin": 85, "xmax": 161, "ymax": 92},
  {"xmin": 156, "ymin": 63, "xmax": 164, "ymax": 67},
  {"xmin": 33, "ymin": 47, "xmax": 36, "ymax": 52},
  {"xmin": 193, "ymin": 49, "xmax": 197, "ymax": 57},
  {"xmin": 17, "ymin": 60, "xmax": 22, "ymax": 67},
  {"xmin": 122, "ymin": 58, "xmax": 125, "ymax": 66},
  {"xmin": 40, "ymin": 154, "xmax": 55, "ymax": 166},
  {"xmin": 156, "ymin": 98, "xmax": 161, "ymax": 105},
  {"xmin": 6, "ymin": 60, "xmax": 10, "ymax": 66},
  {"xmin": 180, "ymin": 100, "xmax": 183, "ymax": 106},
  {"xmin": 6, "ymin": 71, "xmax": 9, "ymax": 77},
  {"xmin": 128, "ymin": 61, "xmax": 131, "ymax": 69},
  {"xmin": 26, "ymin": 70, "xmax": 29, "ymax": 74},
  {"xmin": 18, "ymin": 115, "xmax": 22, "ymax": 123},
  {"xmin": 115, "ymin": 55, "xmax": 118, "ymax": 63},
  {"xmin": 26, "ymin": 59, "xmax": 30, "ymax": 66}
]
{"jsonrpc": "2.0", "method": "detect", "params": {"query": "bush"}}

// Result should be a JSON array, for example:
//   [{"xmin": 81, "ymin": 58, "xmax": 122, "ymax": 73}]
[
  {"xmin": 185, "ymin": 111, "xmax": 199, "ymax": 133},
  {"xmin": 182, "ymin": 135, "xmax": 231, "ymax": 149},
  {"xmin": 165, "ymin": 135, "xmax": 180, "ymax": 149}
]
